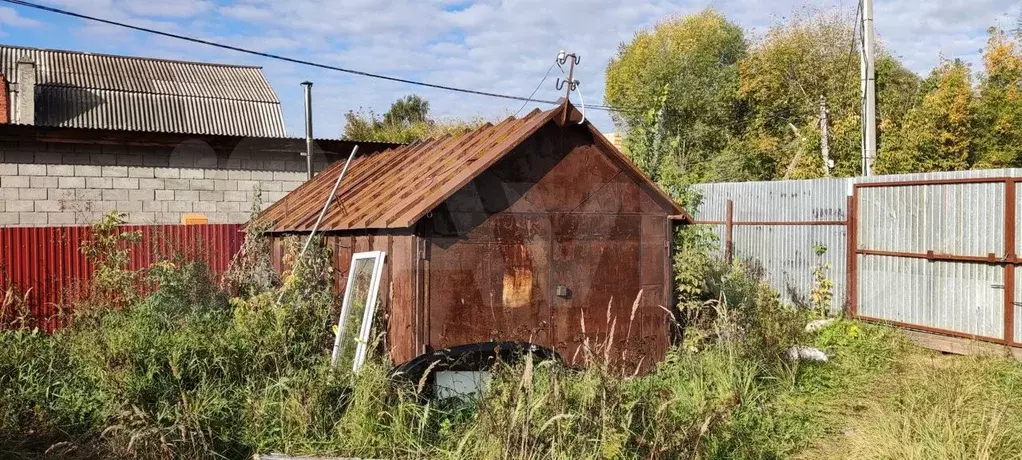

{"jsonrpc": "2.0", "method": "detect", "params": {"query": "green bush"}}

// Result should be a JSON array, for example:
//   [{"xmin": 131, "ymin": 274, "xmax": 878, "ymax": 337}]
[{"xmin": 0, "ymin": 231, "xmax": 343, "ymax": 459}]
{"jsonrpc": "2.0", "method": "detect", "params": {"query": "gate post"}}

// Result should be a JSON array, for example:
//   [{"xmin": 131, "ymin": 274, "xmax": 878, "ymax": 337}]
[
  {"xmin": 847, "ymin": 191, "xmax": 858, "ymax": 318},
  {"xmin": 1005, "ymin": 179, "xmax": 1015, "ymax": 345},
  {"xmin": 724, "ymin": 199, "xmax": 734, "ymax": 263}
]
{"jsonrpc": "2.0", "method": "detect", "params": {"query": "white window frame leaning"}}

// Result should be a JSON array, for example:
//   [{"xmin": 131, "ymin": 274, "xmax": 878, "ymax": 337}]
[{"xmin": 330, "ymin": 250, "xmax": 387, "ymax": 373}]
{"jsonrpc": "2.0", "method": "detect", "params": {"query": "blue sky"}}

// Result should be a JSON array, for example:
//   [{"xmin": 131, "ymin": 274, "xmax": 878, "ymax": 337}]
[{"xmin": 0, "ymin": 0, "xmax": 1019, "ymax": 138}]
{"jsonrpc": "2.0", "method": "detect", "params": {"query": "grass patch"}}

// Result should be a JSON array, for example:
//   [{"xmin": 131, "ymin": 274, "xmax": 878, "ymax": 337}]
[{"xmin": 3, "ymin": 218, "xmax": 1018, "ymax": 459}]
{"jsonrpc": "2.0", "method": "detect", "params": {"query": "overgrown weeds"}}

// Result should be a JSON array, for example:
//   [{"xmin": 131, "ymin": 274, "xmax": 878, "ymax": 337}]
[{"xmin": 0, "ymin": 215, "xmax": 982, "ymax": 459}]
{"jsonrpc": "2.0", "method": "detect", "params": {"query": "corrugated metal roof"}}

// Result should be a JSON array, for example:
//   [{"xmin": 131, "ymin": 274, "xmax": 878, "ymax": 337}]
[
  {"xmin": 256, "ymin": 102, "xmax": 686, "ymax": 233},
  {"xmin": 0, "ymin": 44, "xmax": 286, "ymax": 137}
]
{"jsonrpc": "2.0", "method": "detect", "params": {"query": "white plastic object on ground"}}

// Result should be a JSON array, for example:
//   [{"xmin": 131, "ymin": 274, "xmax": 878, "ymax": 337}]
[
  {"xmin": 786, "ymin": 346, "xmax": 828, "ymax": 362},
  {"xmin": 805, "ymin": 318, "xmax": 837, "ymax": 333}
]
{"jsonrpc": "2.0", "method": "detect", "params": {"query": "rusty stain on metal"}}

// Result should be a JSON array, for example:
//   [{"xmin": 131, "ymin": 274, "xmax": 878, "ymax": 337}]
[{"xmin": 501, "ymin": 245, "xmax": 533, "ymax": 309}]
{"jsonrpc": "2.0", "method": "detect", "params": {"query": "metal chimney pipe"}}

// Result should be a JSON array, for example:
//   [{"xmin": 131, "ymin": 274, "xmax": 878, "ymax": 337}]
[{"xmin": 301, "ymin": 81, "xmax": 314, "ymax": 180}]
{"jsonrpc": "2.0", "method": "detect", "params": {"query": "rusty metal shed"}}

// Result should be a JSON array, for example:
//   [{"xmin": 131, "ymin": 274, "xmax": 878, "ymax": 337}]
[{"xmin": 256, "ymin": 101, "xmax": 691, "ymax": 367}]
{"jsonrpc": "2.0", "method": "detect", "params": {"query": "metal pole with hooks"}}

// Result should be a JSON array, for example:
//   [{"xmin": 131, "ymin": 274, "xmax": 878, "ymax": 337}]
[{"xmin": 556, "ymin": 50, "xmax": 581, "ymax": 125}]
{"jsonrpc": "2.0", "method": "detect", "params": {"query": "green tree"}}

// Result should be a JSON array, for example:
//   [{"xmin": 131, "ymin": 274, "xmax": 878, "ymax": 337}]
[
  {"xmin": 605, "ymin": 10, "xmax": 747, "ymax": 181},
  {"xmin": 621, "ymin": 85, "xmax": 695, "ymax": 206},
  {"xmin": 343, "ymin": 95, "xmax": 483, "ymax": 143},
  {"xmin": 876, "ymin": 60, "xmax": 973, "ymax": 174},
  {"xmin": 383, "ymin": 94, "xmax": 430, "ymax": 125},
  {"xmin": 971, "ymin": 28, "xmax": 1022, "ymax": 168},
  {"xmin": 736, "ymin": 9, "xmax": 920, "ymax": 179},
  {"xmin": 607, "ymin": 8, "xmax": 921, "ymax": 183},
  {"xmin": 736, "ymin": 10, "xmax": 857, "ymax": 179}
]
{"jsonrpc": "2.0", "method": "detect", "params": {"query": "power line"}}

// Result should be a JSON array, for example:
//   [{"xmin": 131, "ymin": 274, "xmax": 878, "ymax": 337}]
[
  {"xmin": 0, "ymin": 0, "xmax": 665, "ymax": 120},
  {"xmin": 514, "ymin": 60, "xmax": 557, "ymax": 117},
  {"xmin": 0, "ymin": 0, "xmax": 596, "ymax": 110},
  {"xmin": 840, "ymin": 0, "xmax": 863, "ymax": 89}
]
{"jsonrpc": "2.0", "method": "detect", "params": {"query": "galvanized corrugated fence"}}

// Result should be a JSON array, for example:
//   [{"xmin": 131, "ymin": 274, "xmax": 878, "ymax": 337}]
[
  {"xmin": 694, "ymin": 168, "xmax": 1022, "ymax": 348},
  {"xmin": 693, "ymin": 179, "xmax": 851, "ymax": 312},
  {"xmin": 0, "ymin": 224, "xmax": 242, "ymax": 331}
]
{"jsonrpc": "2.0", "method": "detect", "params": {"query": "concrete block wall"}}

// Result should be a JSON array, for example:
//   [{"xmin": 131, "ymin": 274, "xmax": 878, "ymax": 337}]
[{"xmin": 0, "ymin": 138, "xmax": 333, "ymax": 226}]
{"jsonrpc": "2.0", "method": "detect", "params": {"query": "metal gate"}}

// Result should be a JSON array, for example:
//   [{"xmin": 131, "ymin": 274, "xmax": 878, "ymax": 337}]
[{"xmin": 850, "ymin": 176, "xmax": 1020, "ymax": 345}]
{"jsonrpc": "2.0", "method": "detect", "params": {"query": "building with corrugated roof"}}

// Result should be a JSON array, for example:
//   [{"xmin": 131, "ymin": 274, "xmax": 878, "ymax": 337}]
[
  {"xmin": 0, "ymin": 44, "xmax": 400, "ymax": 227},
  {"xmin": 255, "ymin": 101, "xmax": 690, "ymax": 370},
  {"xmin": 0, "ymin": 44, "xmax": 286, "ymax": 137}
]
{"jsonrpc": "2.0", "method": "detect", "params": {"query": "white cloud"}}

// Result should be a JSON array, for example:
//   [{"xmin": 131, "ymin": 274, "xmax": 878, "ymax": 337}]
[
  {"xmin": 123, "ymin": 0, "xmax": 214, "ymax": 18},
  {"xmin": 13, "ymin": 0, "xmax": 1022, "ymax": 136},
  {"xmin": 0, "ymin": 6, "xmax": 41, "ymax": 27}
]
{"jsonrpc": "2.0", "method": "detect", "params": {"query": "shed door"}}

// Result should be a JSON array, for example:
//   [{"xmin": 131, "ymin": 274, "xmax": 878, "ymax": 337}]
[
  {"xmin": 427, "ymin": 214, "xmax": 552, "ymax": 349},
  {"xmin": 550, "ymin": 214, "xmax": 668, "ymax": 368}
]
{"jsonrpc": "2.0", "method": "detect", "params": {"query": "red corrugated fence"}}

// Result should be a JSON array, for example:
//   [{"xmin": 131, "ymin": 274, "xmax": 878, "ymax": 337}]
[{"xmin": 0, "ymin": 224, "xmax": 243, "ymax": 332}]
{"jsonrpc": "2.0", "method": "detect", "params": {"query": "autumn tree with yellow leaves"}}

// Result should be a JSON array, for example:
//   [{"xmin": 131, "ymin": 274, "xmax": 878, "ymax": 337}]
[
  {"xmin": 874, "ymin": 59, "xmax": 973, "ymax": 174},
  {"xmin": 972, "ymin": 28, "xmax": 1022, "ymax": 168},
  {"xmin": 605, "ymin": 9, "xmax": 1022, "ymax": 184}
]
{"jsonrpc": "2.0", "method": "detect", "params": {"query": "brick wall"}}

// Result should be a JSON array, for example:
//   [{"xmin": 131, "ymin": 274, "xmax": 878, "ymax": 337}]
[{"xmin": 0, "ymin": 137, "xmax": 341, "ymax": 226}]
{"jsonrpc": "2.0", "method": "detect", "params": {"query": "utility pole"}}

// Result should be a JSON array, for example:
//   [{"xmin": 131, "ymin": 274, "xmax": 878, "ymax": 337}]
[
  {"xmin": 819, "ymin": 95, "xmax": 832, "ymax": 176},
  {"xmin": 860, "ymin": 0, "xmax": 876, "ymax": 176}
]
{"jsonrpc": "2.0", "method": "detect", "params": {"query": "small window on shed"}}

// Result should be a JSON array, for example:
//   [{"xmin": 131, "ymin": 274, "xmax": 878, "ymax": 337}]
[{"xmin": 331, "ymin": 251, "xmax": 386, "ymax": 373}]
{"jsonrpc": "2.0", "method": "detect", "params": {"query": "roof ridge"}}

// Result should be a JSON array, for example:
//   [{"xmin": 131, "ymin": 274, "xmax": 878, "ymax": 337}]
[{"xmin": 0, "ymin": 43, "xmax": 264, "ymax": 69}]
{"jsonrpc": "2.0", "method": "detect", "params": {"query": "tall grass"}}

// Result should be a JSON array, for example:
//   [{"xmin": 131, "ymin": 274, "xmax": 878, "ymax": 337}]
[
  {"xmin": 0, "ymin": 221, "xmax": 912, "ymax": 459},
  {"xmin": 847, "ymin": 355, "xmax": 1022, "ymax": 460}
]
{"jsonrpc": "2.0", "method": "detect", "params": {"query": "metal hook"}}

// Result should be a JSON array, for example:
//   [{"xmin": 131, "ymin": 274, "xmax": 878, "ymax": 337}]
[
  {"xmin": 555, "ymin": 78, "xmax": 580, "ymax": 93},
  {"xmin": 556, "ymin": 51, "xmax": 580, "ymax": 67}
]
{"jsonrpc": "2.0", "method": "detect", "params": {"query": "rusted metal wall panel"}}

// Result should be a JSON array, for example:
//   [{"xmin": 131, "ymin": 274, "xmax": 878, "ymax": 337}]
[
  {"xmin": 551, "ymin": 214, "xmax": 649, "ymax": 367},
  {"xmin": 417, "ymin": 131, "xmax": 672, "ymax": 370},
  {"xmin": 427, "ymin": 215, "xmax": 553, "ymax": 349},
  {"xmin": 0, "ymin": 224, "xmax": 242, "ymax": 331},
  {"xmin": 388, "ymin": 235, "xmax": 416, "ymax": 364},
  {"xmin": 640, "ymin": 215, "xmax": 667, "ymax": 286},
  {"xmin": 858, "ymin": 255, "xmax": 1004, "ymax": 339},
  {"xmin": 271, "ymin": 232, "xmax": 419, "ymax": 365}
]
